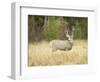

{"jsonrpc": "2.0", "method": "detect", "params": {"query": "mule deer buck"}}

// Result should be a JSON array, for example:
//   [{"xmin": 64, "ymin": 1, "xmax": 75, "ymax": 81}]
[{"xmin": 49, "ymin": 24, "xmax": 75, "ymax": 52}]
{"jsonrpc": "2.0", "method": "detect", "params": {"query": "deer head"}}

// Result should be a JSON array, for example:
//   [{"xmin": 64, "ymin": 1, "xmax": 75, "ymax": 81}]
[{"xmin": 65, "ymin": 24, "xmax": 75, "ymax": 43}]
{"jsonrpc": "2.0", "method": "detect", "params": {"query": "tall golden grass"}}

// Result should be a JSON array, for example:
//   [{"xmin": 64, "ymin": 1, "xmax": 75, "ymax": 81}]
[{"xmin": 28, "ymin": 40, "xmax": 88, "ymax": 66}]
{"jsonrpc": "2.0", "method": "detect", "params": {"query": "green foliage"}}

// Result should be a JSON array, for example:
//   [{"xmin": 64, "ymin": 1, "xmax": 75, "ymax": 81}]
[
  {"xmin": 28, "ymin": 15, "xmax": 88, "ymax": 42},
  {"xmin": 74, "ymin": 18, "xmax": 88, "ymax": 39},
  {"xmin": 43, "ymin": 17, "xmax": 60, "ymax": 40}
]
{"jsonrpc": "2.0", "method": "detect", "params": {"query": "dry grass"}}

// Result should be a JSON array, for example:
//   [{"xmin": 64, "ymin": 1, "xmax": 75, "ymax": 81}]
[{"xmin": 28, "ymin": 40, "xmax": 88, "ymax": 66}]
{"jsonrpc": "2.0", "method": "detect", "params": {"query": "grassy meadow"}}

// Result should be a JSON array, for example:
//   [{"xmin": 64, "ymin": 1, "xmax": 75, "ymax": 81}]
[{"xmin": 28, "ymin": 40, "xmax": 88, "ymax": 66}]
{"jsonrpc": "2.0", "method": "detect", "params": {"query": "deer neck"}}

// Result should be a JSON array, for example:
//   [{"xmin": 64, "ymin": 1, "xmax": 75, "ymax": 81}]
[{"xmin": 68, "ymin": 39, "xmax": 73, "ymax": 46}]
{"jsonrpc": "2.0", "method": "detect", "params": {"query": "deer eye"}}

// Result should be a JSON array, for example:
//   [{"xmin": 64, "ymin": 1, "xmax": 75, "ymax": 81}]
[{"xmin": 69, "ymin": 31, "xmax": 73, "ymax": 35}]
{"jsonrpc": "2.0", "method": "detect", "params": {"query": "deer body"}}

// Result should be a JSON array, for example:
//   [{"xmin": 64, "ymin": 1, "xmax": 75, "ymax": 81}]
[{"xmin": 50, "ymin": 40, "xmax": 73, "ymax": 52}]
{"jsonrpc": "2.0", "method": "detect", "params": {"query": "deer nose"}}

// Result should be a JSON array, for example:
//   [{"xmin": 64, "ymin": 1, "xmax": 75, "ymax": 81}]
[{"xmin": 68, "ymin": 37, "xmax": 71, "ymax": 41}]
